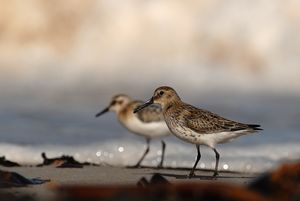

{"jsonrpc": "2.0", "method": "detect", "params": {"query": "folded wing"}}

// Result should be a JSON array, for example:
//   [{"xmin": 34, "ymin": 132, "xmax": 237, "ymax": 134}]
[
  {"xmin": 183, "ymin": 104, "xmax": 262, "ymax": 134},
  {"xmin": 134, "ymin": 101, "xmax": 164, "ymax": 123}
]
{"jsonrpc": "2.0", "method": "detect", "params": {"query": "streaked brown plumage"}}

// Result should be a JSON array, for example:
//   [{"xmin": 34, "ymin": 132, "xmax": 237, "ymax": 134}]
[
  {"xmin": 165, "ymin": 102, "xmax": 260, "ymax": 135},
  {"xmin": 134, "ymin": 86, "xmax": 262, "ymax": 178}
]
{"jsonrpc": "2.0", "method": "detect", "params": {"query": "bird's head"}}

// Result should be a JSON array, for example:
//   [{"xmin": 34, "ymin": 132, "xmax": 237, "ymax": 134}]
[
  {"xmin": 134, "ymin": 86, "xmax": 180, "ymax": 113},
  {"xmin": 95, "ymin": 94, "xmax": 131, "ymax": 117}
]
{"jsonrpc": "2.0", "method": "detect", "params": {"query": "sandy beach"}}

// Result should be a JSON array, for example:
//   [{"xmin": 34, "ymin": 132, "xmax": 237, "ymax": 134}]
[
  {"xmin": 0, "ymin": 165, "xmax": 257, "ymax": 185},
  {"xmin": 0, "ymin": 165, "xmax": 258, "ymax": 200}
]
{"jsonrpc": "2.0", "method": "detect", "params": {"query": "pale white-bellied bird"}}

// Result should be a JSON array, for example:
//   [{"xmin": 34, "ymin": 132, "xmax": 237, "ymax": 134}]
[
  {"xmin": 134, "ymin": 86, "xmax": 262, "ymax": 178},
  {"xmin": 95, "ymin": 94, "xmax": 170, "ymax": 168}
]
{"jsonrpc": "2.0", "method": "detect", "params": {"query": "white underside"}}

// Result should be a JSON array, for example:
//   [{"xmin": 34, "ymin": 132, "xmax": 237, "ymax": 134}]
[
  {"xmin": 170, "ymin": 126, "xmax": 253, "ymax": 148},
  {"xmin": 120, "ymin": 115, "xmax": 170, "ymax": 139}
]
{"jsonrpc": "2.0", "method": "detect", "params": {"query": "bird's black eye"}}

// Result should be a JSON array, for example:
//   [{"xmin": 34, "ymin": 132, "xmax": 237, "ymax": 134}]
[
  {"xmin": 159, "ymin": 91, "xmax": 164, "ymax": 96},
  {"xmin": 111, "ymin": 100, "xmax": 116, "ymax": 105}
]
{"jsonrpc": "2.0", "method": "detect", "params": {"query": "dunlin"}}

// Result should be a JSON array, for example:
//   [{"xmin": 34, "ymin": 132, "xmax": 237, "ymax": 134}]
[
  {"xmin": 96, "ymin": 94, "xmax": 170, "ymax": 168},
  {"xmin": 134, "ymin": 86, "xmax": 262, "ymax": 178}
]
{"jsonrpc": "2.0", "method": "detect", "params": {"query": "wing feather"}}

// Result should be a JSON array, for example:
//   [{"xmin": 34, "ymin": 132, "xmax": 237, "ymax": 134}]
[
  {"xmin": 134, "ymin": 101, "xmax": 164, "ymax": 123},
  {"xmin": 183, "ymin": 104, "xmax": 259, "ymax": 134}
]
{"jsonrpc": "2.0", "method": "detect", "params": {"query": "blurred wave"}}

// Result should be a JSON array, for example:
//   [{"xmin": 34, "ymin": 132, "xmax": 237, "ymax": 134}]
[{"xmin": 0, "ymin": 0, "xmax": 300, "ymax": 98}]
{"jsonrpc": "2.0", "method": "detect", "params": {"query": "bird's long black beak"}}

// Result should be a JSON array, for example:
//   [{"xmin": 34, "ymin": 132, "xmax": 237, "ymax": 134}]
[
  {"xmin": 133, "ymin": 97, "xmax": 154, "ymax": 113},
  {"xmin": 95, "ymin": 107, "xmax": 109, "ymax": 117}
]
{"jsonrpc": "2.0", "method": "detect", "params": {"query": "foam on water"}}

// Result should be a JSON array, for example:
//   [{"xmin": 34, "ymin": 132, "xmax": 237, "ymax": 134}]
[{"xmin": 1, "ymin": 138, "xmax": 299, "ymax": 173}]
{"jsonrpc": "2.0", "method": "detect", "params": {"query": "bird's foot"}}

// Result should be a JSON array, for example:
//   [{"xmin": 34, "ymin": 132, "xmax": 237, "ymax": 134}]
[
  {"xmin": 126, "ymin": 164, "xmax": 141, "ymax": 169},
  {"xmin": 156, "ymin": 164, "xmax": 163, "ymax": 169},
  {"xmin": 212, "ymin": 171, "xmax": 219, "ymax": 179},
  {"xmin": 187, "ymin": 172, "xmax": 196, "ymax": 179}
]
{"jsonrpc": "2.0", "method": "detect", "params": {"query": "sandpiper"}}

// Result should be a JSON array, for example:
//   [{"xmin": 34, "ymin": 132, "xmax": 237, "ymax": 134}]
[
  {"xmin": 95, "ymin": 94, "xmax": 170, "ymax": 168},
  {"xmin": 134, "ymin": 86, "xmax": 262, "ymax": 178}
]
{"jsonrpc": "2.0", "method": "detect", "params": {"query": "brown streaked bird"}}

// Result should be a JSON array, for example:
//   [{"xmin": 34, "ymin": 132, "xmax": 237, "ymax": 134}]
[
  {"xmin": 95, "ymin": 94, "xmax": 170, "ymax": 168},
  {"xmin": 134, "ymin": 86, "xmax": 262, "ymax": 178}
]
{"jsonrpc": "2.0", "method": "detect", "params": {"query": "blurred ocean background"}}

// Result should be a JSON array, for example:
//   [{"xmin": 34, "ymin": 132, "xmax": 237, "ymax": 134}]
[{"xmin": 0, "ymin": 0, "xmax": 300, "ymax": 172}]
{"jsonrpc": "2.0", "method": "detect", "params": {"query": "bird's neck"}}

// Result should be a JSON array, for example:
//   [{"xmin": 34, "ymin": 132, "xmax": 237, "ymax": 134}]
[
  {"xmin": 116, "ymin": 103, "xmax": 132, "ymax": 123},
  {"xmin": 163, "ymin": 99, "xmax": 182, "ymax": 113}
]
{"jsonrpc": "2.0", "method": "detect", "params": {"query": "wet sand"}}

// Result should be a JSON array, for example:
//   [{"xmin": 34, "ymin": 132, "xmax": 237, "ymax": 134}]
[{"xmin": 0, "ymin": 165, "xmax": 258, "ymax": 200}]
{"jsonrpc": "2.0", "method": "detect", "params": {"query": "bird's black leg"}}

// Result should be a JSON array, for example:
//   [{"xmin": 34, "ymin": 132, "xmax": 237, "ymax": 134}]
[
  {"xmin": 188, "ymin": 145, "xmax": 200, "ymax": 178},
  {"xmin": 212, "ymin": 148, "xmax": 220, "ymax": 177},
  {"xmin": 157, "ymin": 140, "xmax": 166, "ymax": 168},
  {"xmin": 132, "ymin": 138, "xmax": 150, "ymax": 168}
]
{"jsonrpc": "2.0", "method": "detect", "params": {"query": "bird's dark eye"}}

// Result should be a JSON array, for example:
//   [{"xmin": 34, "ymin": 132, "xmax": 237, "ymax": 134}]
[
  {"xmin": 159, "ymin": 91, "xmax": 164, "ymax": 96},
  {"xmin": 111, "ymin": 100, "xmax": 117, "ymax": 105}
]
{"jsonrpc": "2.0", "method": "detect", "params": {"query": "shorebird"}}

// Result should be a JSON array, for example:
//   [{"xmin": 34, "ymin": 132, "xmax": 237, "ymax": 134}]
[
  {"xmin": 95, "ymin": 94, "xmax": 170, "ymax": 168},
  {"xmin": 134, "ymin": 86, "xmax": 262, "ymax": 178}
]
